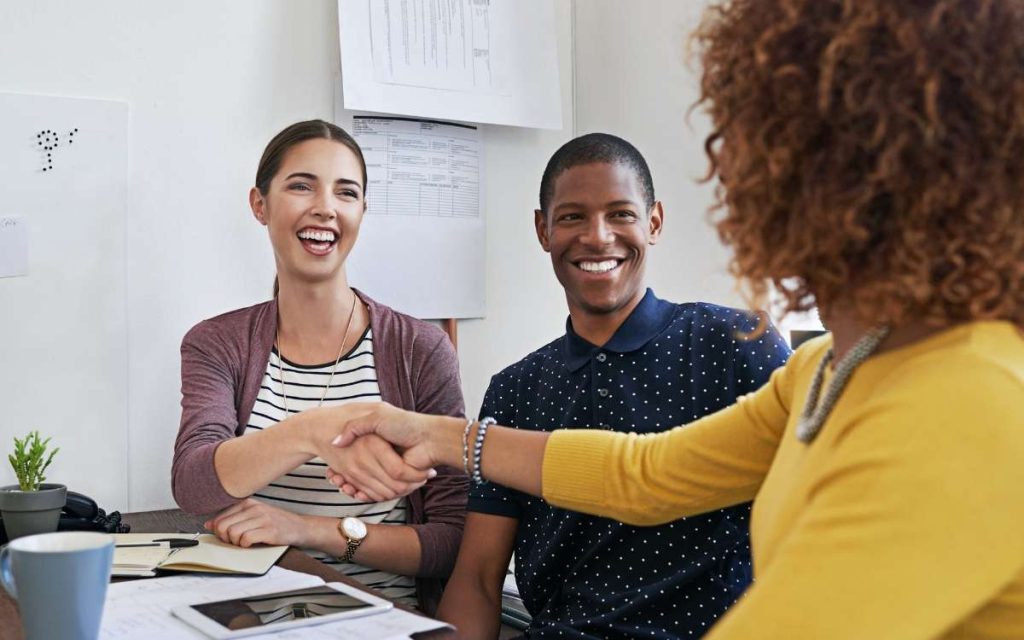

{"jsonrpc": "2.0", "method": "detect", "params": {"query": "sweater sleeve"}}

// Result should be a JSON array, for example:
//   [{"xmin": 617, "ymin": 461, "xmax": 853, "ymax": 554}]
[
  {"xmin": 702, "ymin": 362, "xmax": 1024, "ymax": 639},
  {"xmin": 171, "ymin": 323, "xmax": 244, "ymax": 515},
  {"xmin": 541, "ymin": 348, "xmax": 796, "ymax": 525},
  {"xmin": 408, "ymin": 330, "xmax": 469, "ymax": 578}
]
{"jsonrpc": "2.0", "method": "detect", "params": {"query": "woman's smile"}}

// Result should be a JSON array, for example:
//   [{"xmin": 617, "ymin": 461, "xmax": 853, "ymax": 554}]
[{"xmin": 297, "ymin": 226, "xmax": 338, "ymax": 256}]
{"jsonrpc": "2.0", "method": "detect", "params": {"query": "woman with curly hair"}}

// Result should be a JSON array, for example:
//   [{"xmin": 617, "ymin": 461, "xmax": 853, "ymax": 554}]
[{"xmin": 323, "ymin": 0, "xmax": 1024, "ymax": 636}]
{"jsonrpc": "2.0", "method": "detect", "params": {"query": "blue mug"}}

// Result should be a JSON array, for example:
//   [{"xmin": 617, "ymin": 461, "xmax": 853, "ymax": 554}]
[{"xmin": 0, "ymin": 531, "xmax": 113, "ymax": 640}]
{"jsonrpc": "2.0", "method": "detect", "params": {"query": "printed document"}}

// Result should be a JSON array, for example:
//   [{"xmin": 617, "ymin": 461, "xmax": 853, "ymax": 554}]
[
  {"xmin": 101, "ymin": 567, "xmax": 452, "ymax": 639},
  {"xmin": 339, "ymin": 0, "xmax": 561, "ymax": 128},
  {"xmin": 347, "ymin": 115, "xmax": 485, "ymax": 319}
]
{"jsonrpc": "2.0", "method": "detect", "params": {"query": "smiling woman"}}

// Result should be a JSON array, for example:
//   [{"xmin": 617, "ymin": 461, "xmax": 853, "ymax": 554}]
[
  {"xmin": 170, "ymin": 120, "xmax": 467, "ymax": 614},
  {"xmin": 251, "ymin": 122, "xmax": 367, "ymax": 293}
]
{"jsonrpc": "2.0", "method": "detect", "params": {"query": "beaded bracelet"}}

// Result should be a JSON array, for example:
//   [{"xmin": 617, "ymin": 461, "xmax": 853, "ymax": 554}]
[
  {"xmin": 472, "ymin": 417, "xmax": 496, "ymax": 485},
  {"xmin": 461, "ymin": 417, "xmax": 474, "ymax": 476}
]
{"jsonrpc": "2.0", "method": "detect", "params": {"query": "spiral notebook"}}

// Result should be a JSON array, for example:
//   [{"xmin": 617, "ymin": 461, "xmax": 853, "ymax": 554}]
[{"xmin": 111, "ymin": 533, "xmax": 288, "ymax": 578}]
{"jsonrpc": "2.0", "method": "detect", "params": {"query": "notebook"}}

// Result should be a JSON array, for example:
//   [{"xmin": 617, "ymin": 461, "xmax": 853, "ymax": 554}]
[{"xmin": 111, "ymin": 533, "xmax": 288, "ymax": 578}]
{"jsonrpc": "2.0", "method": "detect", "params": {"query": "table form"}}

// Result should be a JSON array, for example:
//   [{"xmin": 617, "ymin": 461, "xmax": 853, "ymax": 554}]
[{"xmin": 354, "ymin": 116, "xmax": 481, "ymax": 219}]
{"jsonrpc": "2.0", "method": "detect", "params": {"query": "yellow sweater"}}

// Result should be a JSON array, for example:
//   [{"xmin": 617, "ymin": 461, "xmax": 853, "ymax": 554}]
[{"xmin": 542, "ymin": 322, "xmax": 1024, "ymax": 639}]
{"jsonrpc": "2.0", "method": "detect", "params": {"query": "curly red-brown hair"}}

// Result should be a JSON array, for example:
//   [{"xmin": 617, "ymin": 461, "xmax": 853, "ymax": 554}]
[{"xmin": 696, "ymin": 0, "xmax": 1024, "ymax": 329}]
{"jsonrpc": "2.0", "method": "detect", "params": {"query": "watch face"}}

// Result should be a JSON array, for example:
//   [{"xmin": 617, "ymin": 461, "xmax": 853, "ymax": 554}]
[{"xmin": 342, "ymin": 517, "xmax": 367, "ymax": 540}]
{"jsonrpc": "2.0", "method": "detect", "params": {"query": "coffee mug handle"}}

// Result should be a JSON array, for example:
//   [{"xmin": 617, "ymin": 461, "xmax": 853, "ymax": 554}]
[{"xmin": 0, "ymin": 545, "xmax": 15, "ymax": 599}]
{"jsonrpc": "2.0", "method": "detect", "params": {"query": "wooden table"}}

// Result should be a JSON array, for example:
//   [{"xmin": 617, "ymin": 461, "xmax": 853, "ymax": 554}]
[{"xmin": 1, "ymin": 510, "xmax": 520, "ymax": 640}]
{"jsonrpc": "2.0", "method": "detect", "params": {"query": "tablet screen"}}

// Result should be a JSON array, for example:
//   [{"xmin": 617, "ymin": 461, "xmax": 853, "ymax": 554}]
[{"xmin": 189, "ymin": 585, "xmax": 377, "ymax": 630}]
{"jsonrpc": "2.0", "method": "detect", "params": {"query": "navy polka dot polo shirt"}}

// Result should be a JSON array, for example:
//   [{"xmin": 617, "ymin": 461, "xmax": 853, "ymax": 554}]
[{"xmin": 469, "ymin": 289, "xmax": 791, "ymax": 639}]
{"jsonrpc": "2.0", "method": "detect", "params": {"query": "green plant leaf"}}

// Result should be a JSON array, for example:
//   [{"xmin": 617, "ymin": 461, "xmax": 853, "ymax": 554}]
[{"xmin": 7, "ymin": 430, "xmax": 58, "ymax": 492}]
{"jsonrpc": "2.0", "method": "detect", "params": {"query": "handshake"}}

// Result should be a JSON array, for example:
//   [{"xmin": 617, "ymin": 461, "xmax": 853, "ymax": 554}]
[
  {"xmin": 313, "ymin": 402, "xmax": 462, "ymax": 502},
  {"xmin": 310, "ymin": 402, "xmax": 543, "ymax": 502}
]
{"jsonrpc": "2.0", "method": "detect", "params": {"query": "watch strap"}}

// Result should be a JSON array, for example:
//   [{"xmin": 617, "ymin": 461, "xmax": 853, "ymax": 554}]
[{"xmin": 337, "ymin": 520, "xmax": 365, "ymax": 563}]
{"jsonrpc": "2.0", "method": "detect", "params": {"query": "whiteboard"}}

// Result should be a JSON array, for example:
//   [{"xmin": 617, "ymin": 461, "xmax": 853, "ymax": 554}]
[{"xmin": 0, "ymin": 93, "xmax": 129, "ymax": 509}]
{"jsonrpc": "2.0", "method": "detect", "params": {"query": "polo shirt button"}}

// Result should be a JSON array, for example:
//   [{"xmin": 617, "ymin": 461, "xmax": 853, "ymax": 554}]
[
  {"xmin": 597, "ymin": 388, "xmax": 609, "ymax": 397},
  {"xmin": 599, "ymin": 422, "xmax": 611, "ymax": 429},
  {"xmin": 595, "ymin": 352, "xmax": 607, "ymax": 362}
]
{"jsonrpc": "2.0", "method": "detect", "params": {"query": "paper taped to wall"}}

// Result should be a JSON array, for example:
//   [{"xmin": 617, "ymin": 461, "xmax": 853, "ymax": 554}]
[
  {"xmin": 346, "ymin": 115, "xmax": 485, "ymax": 319},
  {"xmin": 339, "ymin": 0, "xmax": 561, "ymax": 129},
  {"xmin": 0, "ymin": 215, "xmax": 28, "ymax": 278}
]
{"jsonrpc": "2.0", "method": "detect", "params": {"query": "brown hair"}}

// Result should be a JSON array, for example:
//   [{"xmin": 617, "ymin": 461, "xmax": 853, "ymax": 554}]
[
  {"xmin": 696, "ymin": 0, "xmax": 1024, "ymax": 329},
  {"xmin": 256, "ymin": 120, "xmax": 367, "ymax": 297},
  {"xmin": 256, "ymin": 119, "xmax": 367, "ymax": 195}
]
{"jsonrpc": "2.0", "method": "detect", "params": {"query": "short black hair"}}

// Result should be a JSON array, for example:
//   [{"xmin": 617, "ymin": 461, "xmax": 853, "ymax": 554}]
[{"xmin": 538, "ymin": 133, "xmax": 655, "ymax": 214}]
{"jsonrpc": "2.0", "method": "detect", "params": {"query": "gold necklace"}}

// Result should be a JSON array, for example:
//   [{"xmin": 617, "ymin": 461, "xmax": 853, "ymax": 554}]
[{"xmin": 275, "ymin": 293, "xmax": 359, "ymax": 415}]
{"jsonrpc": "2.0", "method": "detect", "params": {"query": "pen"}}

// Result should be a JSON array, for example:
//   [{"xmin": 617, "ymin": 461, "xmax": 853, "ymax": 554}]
[
  {"xmin": 153, "ymin": 537, "xmax": 201, "ymax": 547},
  {"xmin": 115, "ymin": 539, "xmax": 199, "ymax": 549},
  {"xmin": 164, "ymin": 532, "xmax": 203, "ymax": 557}
]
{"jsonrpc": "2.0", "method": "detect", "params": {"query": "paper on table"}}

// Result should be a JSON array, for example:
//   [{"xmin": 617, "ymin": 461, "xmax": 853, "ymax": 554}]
[
  {"xmin": 100, "ymin": 566, "xmax": 453, "ymax": 639},
  {"xmin": 0, "ymin": 215, "xmax": 28, "ymax": 278},
  {"xmin": 273, "ymin": 607, "xmax": 453, "ymax": 639},
  {"xmin": 100, "ymin": 567, "xmax": 321, "ymax": 639}
]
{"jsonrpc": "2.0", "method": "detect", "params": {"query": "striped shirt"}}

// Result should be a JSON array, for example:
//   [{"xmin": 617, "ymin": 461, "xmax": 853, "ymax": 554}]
[{"xmin": 245, "ymin": 327, "xmax": 417, "ymax": 604}]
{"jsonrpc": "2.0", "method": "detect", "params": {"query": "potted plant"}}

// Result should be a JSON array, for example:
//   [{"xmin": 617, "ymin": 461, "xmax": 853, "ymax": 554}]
[{"xmin": 0, "ymin": 431, "xmax": 65, "ymax": 540}]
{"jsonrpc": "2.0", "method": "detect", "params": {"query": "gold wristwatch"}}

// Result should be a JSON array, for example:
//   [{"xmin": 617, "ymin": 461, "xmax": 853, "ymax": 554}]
[{"xmin": 337, "ymin": 517, "xmax": 367, "ymax": 563}]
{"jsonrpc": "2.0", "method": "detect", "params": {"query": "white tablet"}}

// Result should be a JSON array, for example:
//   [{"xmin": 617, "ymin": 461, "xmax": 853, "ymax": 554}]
[{"xmin": 170, "ymin": 581, "xmax": 393, "ymax": 639}]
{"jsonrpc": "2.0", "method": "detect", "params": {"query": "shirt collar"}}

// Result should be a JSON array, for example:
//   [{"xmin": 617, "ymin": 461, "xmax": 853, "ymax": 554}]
[{"xmin": 563, "ymin": 289, "xmax": 676, "ymax": 372}]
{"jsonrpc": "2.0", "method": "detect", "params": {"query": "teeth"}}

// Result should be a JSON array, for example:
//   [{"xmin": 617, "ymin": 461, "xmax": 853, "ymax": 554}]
[
  {"xmin": 577, "ymin": 260, "xmax": 620, "ymax": 273},
  {"xmin": 298, "ymin": 229, "xmax": 336, "ymax": 243}
]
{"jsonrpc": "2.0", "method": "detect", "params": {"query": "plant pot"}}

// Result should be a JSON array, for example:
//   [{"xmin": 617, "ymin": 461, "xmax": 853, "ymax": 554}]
[{"xmin": 0, "ymin": 483, "xmax": 67, "ymax": 541}]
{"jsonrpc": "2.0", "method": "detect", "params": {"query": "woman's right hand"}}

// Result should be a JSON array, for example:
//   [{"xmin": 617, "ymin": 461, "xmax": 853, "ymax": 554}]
[
  {"xmin": 321, "ymin": 402, "xmax": 547, "ymax": 501},
  {"xmin": 304, "ymin": 404, "xmax": 437, "ymax": 502},
  {"xmin": 316, "ymin": 402, "xmax": 459, "ymax": 499},
  {"xmin": 327, "ymin": 402, "xmax": 450, "ymax": 469}
]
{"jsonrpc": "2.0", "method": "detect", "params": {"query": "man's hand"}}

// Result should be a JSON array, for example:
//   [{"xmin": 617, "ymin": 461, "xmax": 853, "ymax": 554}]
[{"xmin": 204, "ymin": 498, "xmax": 312, "ymax": 548}]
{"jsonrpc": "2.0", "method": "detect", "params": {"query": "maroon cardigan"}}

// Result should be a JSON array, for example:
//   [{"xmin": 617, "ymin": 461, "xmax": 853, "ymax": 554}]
[{"xmin": 172, "ymin": 289, "xmax": 467, "ymax": 613}]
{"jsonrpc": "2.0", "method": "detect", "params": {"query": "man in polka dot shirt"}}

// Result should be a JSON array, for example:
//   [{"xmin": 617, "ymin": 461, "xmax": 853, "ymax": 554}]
[{"xmin": 435, "ymin": 133, "xmax": 791, "ymax": 639}]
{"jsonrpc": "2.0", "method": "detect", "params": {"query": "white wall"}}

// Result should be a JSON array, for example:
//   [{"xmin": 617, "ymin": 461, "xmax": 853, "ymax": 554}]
[
  {"xmin": 0, "ymin": 0, "xmax": 576, "ymax": 510},
  {"xmin": 461, "ymin": 2, "xmax": 752, "ymax": 417},
  {"xmin": 0, "ymin": 0, "xmax": 337, "ymax": 509},
  {"xmin": 0, "ymin": 1, "xmax": 752, "ymax": 511},
  {"xmin": 571, "ymin": 1, "xmax": 824, "ymax": 342},
  {"xmin": 0, "ymin": 94, "xmax": 130, "ymax": 511},
  {"xmin": 340, "ymin": 2, "xmax": 578, "ymax": 418},
  {"xmin": 572, "ymin": 0, "xmax": 739, "ymax": 310}
]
